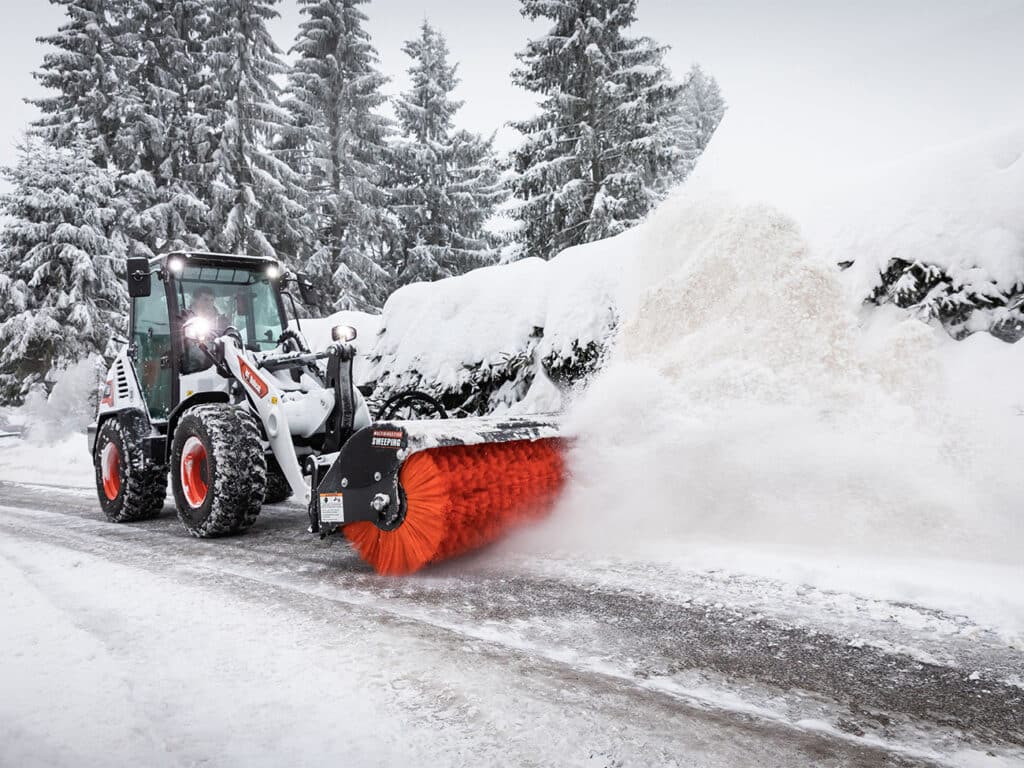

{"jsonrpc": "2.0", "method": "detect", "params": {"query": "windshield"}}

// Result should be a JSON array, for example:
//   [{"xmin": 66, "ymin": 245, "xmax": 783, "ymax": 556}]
[{"xmin": 174, "ymin": 264, "xmax": 284, "ymax": 354}]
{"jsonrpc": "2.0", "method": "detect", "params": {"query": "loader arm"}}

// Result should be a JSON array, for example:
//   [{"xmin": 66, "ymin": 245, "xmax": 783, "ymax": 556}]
[{"xmin": 211, "ymin": 335, "xmax": 365, "ymax": 503}]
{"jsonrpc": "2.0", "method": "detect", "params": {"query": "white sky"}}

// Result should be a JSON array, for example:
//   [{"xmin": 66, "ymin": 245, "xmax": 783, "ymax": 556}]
[{"xmin": 1, "ymin": 0, "xmax": 1023, "ymax": 189}]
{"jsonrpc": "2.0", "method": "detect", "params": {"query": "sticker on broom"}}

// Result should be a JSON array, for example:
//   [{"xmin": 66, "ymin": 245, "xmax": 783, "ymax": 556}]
[{"xmin": 371, "ymin": 429, "xmax": 404, "ymax": 449}]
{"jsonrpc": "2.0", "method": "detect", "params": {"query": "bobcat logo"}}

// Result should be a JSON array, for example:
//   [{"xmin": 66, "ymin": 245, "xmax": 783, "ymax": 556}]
[{"xmin": 238, "ymin": 359, "xmax": 269, "ymax": 398}]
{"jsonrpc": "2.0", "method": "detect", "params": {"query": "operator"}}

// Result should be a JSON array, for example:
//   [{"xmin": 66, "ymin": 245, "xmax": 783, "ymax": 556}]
[
  {"xmin": 184, "ymin": 285, "xmax": 231, "ymax": 371},
  {"xmin": 189, "ymin": 285, "xmax": 230, "ymax": 332}
]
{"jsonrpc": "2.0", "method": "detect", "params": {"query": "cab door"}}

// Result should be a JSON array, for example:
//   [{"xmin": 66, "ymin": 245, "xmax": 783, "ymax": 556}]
[{"xmin": 131, "ymin": 286, "xmax": 173, "ymax": 419}]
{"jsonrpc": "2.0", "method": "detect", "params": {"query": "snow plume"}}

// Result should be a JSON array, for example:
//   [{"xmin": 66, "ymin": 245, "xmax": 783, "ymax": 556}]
[
  {"xmin": 530, "ymin": 192, "xmax": 1022, "ymax": 565},
  {"xmin": 21, "ymin": 356, "xmax": 104, "ymax": 443}
]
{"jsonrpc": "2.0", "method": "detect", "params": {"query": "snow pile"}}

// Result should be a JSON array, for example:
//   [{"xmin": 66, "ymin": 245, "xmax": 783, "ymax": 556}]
[
  {"xmin": 816, "ymin": 126, "xmax": 1024, "ymax": 301},
  {"xmin": 365, "ymin": 236, "xmax": 629, "ymax": 413},
  {"xmin": 691, "ymin": 118, "xmax": 1024, "ymax": 339},
  {"xmin": 520, "ymin": 189, "xmax": 1023, "ymax": 579}
]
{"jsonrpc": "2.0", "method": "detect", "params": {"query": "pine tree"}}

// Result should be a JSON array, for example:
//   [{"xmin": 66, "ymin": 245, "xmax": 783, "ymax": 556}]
[
  {"xmin": 0, "ymin": 139, "xmax": 128, "ymax": 402},
  {"xmin": 510, "ymin": 0, "xmax": 700, "ymax": 260},
  {"xmin": 287, "ymin": 0, "xmax": 396, "ymax": 311},
  {"xmin": 388, "ymin": 21, "xmax": 503, "ymax": 287},
  {"xmin": 113, "ymin": 0, "xmax": 213, "ymax": 258},
  {"xmin": 205, "ymin": 0, "xmax": 307, "ymax": 261},
  {"xmin": 29, "ymin": 0, "xmax": 127, "ymax": 164},
  {"xmin": 678, "ymin": 63, "xmax": 726, "ymax": 157}
]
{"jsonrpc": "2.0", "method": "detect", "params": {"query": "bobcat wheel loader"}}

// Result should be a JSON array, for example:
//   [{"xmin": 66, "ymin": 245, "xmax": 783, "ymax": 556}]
[{"xmin": 87, "ymin": 252, "xmax": 564, "ymax": 574}]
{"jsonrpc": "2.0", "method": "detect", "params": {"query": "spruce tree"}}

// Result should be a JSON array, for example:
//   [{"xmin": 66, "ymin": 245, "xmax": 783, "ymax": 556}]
[
  {"xmin": 115, "ymin": 0, "xmax": 212, "ymax": 257},
  {"xmin": 388, "ymin": 21, "xmax": 503, "ymax": 287},
  {"xmin": 679, "ymin": 63, "xmax": 726, "ymax": 157},
  {"xmin": 510, "ymin": 0, "xmax": 698, "ymax": 260},
  {"xmin": 287, "ymin": 0, "xmax": 396, "ymax": 311},
  {"xmin": 205, "ymin": 0, "xmax": 307, "ymax": 261},
  {"xmin": 30, "ymin": 0, "xmax": 126, "ymax": 164},
  {"xmin": 0, "ymin": 139, "xmax": 128, "ymax": 402}
]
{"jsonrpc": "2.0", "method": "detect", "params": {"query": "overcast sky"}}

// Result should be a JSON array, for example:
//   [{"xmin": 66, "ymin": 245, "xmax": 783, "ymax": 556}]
[{"xmin": 2, "ymin": 0, "xmax": 1023, "ymax": 188}]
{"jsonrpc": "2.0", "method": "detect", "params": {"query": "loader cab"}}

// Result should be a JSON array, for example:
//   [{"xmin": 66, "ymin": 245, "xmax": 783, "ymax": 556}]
[{"xmin": 129, "ymin": 252, "xmax": 290, "ymax": 420}]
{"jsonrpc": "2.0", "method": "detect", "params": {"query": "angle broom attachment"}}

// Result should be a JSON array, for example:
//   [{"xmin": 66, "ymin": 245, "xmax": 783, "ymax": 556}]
[{"xmin": 344, "ymin": 438, "xmax": 565, "ymax": 575}]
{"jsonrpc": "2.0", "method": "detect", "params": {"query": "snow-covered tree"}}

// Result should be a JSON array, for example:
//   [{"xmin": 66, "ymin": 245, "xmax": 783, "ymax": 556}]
[
  {"xmin": 205, "ymin": 0, "xmax": 307, "ymax": 261},
  {"xmin": 30, "ymin": 0, "xmax": 126, "ymax": 164},
  {"xmin": 671, "ymin": 63, "xmax": 725, "ymax": 179},
  {"xmin": 388, "ymin": 21, "xmax": 503, "ymax": 287},
  {"xmin": 111, "ymin": 0, "xmax": 213, "ymax": 257},
  {"xmin": 510, "ymin": 0, "xmax": 701, "ymax": 260},
  {"xmin": 0, "ymin": 139, "xmax": 128, "ymax": 402},
  {"xmin": 680, "ymin": 64, "xmax": 725, "ymax": 154},
  {"xmin": 286, "ymin": 0, "xmax": 397, "ymax": 311}
]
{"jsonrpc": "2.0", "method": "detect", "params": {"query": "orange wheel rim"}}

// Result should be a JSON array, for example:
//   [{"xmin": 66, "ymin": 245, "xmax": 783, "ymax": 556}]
[
  {"xmin": 101, "ymin": 442, "xmax": 121, "ymax": 501},
  {"xmin": 181, "ymin": 436, "xmax": 209, "ymax": 507}
]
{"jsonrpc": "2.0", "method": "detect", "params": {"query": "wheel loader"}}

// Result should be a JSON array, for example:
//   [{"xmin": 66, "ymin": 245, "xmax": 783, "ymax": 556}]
[{"xmin": 87, "ymin": 251, "xmax": 564, "ymax": 574}]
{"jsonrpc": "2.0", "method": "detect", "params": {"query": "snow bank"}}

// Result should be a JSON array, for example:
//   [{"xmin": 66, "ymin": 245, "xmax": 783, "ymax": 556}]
[
  {"xmin": 365, "ymin": 234, "xmax": 628, "ymax": 413},
  {"xmin": 812, "ymin": 125, "xmax": 1024, "ymax": 302},
  {"xmin": 0, "ymin": 433, "xmax": 93, "ymax": 488},
  {"xmin": 691, "ymin": 117, "xmax": 1024, "ymax": 339}
]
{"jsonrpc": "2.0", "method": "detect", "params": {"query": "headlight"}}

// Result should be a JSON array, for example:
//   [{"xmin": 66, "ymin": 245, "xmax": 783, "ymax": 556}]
[
  {"xmin": 266, "ymin": 264, "xmax": 281, "ymax": 279},
  {"xmin": 332, "ymin": 324, "xmax": 357, "ymax": 342},
  {"xmin": 184, "ymin": 316, "xmax": 212, "ymax": 341},
  {"xmin": 167, "ymin": 256, "xmax": 185, "ymax": 274}
]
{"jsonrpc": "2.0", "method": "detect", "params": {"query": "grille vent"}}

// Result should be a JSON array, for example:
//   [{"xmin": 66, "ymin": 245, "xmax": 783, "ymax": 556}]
[{"xmin": 115, "ymin": 362, "xmax": 131, "ymax": 401}]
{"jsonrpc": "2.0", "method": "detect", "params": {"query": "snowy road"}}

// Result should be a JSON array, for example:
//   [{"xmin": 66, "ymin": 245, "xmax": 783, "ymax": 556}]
[{"xmin": 1, "ymin": 479, "xmax": 1021, "ymax": 767}]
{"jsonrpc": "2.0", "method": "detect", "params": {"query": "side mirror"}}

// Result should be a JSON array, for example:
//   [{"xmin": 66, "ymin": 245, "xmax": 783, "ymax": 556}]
[
  {"xmin": 126, "ymin": 257, "xmax": 152, "ymax": 298},
  {"xmin": 331, "ymin": 324, "xmax": 357, "ymax": 342},
  {"xmin": 295, "ymin": 273, "xmax": 320, "ymax": 307}
]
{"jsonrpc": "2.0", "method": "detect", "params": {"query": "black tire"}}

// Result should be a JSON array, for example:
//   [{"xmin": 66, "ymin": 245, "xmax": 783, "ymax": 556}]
[
  {"xmin": 375, "ymin": 390, "xmax": 448, "ymax": 421},
  {"xmin": 93, "ymin": 411, "xmax": 166, "ymax": 523},
  {"xmin": 263, "ymin": 463, "xmax": 293, "ymax": 505},
  {"xmin": 169, "ymin": 404, "xmax": 267, "ymax": 537},
  {"xmin": 277, "ymin": 328, "xmax": 310, "ymax": 354}
]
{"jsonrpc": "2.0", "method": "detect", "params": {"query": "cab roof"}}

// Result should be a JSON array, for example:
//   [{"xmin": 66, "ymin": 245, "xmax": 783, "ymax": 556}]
[{"xmin": 148, "ymin": 250, "xmax": 282, "ymax": 271}]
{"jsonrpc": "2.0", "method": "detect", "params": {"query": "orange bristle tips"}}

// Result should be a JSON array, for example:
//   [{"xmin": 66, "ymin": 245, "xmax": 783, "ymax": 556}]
[{"xmin": 344, "ymin": 438, "xmax": 565, "ymax": 575}]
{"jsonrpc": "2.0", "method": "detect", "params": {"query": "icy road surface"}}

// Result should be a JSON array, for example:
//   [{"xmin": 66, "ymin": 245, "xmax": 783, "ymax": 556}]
[{"xmin": 0, "ymin": 480, "xmax": 1021, "ymax": 768}]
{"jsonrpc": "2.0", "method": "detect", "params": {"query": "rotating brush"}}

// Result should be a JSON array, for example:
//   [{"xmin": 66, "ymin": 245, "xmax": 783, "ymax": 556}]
[{"xmin": 344, "ymin": 438, "xmax": 565, "ymax": 575}]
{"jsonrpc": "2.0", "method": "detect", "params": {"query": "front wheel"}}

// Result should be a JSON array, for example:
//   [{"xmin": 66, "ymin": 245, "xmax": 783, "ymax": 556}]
[{"xmin": 170, "ymin": 404, "xmax": 267, "ymax": 537}]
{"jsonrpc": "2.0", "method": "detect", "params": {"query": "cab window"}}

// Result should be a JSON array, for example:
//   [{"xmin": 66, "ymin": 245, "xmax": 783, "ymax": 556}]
[{"xmin": 174, "ymin": 264, "xmax": 284, "ymax": 368}]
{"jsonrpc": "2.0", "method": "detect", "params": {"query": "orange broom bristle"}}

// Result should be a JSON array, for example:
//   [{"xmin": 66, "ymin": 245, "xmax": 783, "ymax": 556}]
[{"xmin": 344, "ymin": 438, "xmax": 565, "ymax": 575}]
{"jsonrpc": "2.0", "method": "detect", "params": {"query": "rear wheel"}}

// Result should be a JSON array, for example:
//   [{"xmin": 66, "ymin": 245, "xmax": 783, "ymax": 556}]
[
  {"xmin": 93, "ymin": 411, "xmax": 166, "ymax": 522},
  {"xmin": 263, "ymin": 461, "xmax": 293, "ymax": 505},
  {"xmin": 170, "ymin": 404, "xmax": 266, "ymax": 537}
]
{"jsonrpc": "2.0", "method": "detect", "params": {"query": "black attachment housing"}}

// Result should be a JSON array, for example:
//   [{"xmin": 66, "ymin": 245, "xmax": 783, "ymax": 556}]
[{"xmin": 314, "ymin": 424, "xmax": 408, "ymax": 533}]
